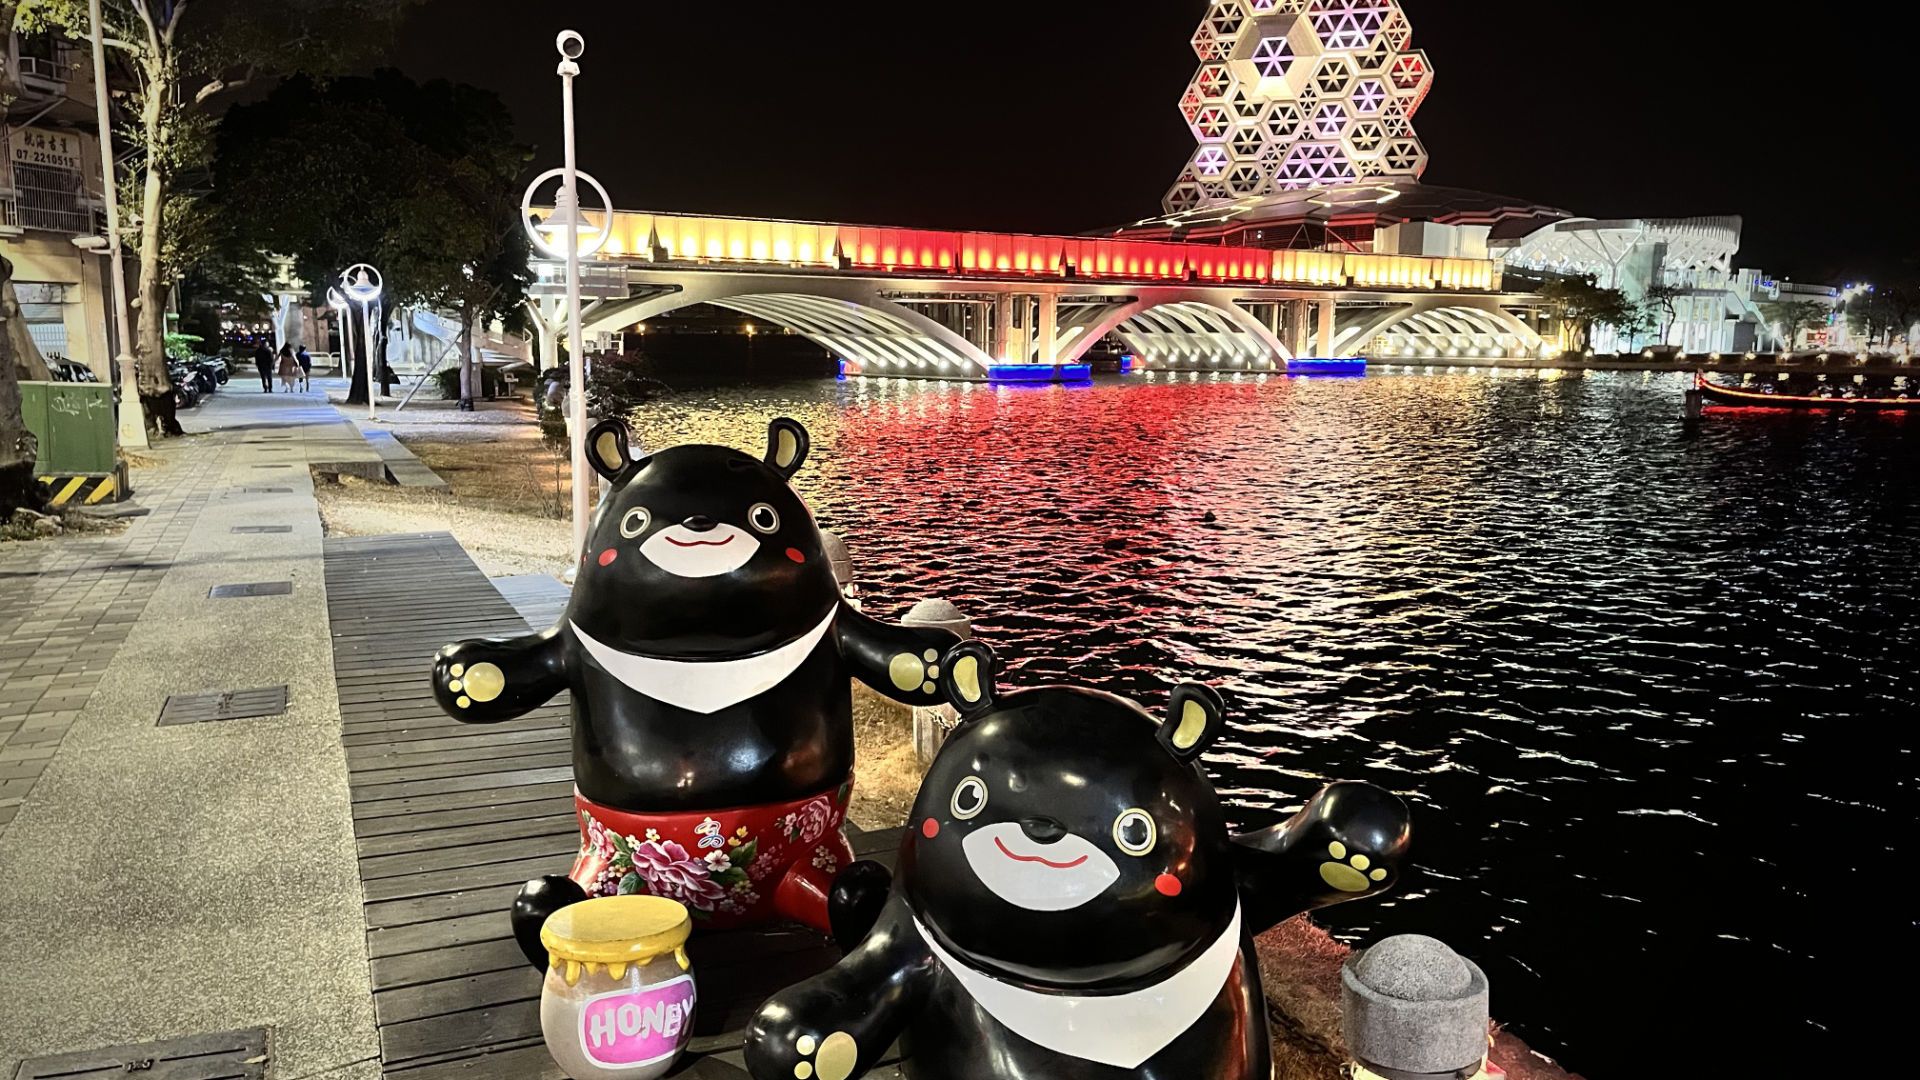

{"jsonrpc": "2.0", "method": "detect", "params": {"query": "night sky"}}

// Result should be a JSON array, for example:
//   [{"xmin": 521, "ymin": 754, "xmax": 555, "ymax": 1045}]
[{"xmin": 387, "ymin": 1, "xmax": 1913, "ymax": 283}]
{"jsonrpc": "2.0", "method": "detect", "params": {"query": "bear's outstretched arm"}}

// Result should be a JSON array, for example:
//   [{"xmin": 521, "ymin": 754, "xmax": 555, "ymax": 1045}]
[
  {"xmin": 1232, "ymin": 780, "xmax": 1412, "ymax": 935},
  {"xmin": 834, "ymin": 599, "xmax": 961, "ymax": 706},
  {"xmin": 430, "ymin": 627, "xmax": 569, "ymax": 723},
  {"xmin": 745, "ymin": 894, "xmax": 937, "ymax": 1080}
]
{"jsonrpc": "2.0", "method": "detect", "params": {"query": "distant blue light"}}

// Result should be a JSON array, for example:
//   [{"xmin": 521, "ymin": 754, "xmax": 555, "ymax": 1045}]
[
  {"xmin": 1287, "ymin": 357, "xmax": 1367, "ymax": 376},
  {"xmin": 836, "ymin": 358, "xmax": 848, "ymax": 380},
  {"xmin": 1118, "ymin": 354, "xmax": 1136, "ymax": 375},
  {"xmin": 986, "ymin": 364, "xmax": 1093, "ymax": 384}
]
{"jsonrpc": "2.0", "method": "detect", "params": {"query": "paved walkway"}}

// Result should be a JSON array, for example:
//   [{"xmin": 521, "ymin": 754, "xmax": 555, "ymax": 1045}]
[{"xmin": 0, "ymin": 384, "xmax": 383, "ymax": 1079}]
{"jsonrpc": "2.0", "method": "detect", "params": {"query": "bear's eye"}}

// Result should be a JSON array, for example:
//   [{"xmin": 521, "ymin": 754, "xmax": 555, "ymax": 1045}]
[
  {"xmin": 747, "ymin": 502, "xmax": 780, "ymax": 534},
  {"xmin": 950, "ymin": 776, "xmax": 988, "ymax": 820},
  {"xmin": 1112, "ymin": 809, "xmax": 1156, "ymax": 856},
  {"xmin": 619, "ymin": 507, "xmax": 652, "ymax": 538}
]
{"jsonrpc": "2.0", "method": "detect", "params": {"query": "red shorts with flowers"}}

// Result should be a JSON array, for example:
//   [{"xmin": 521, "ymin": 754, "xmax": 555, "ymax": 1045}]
[{"xmin": 568, "ymin": 778, "xmax": 854, "ymax": 931}]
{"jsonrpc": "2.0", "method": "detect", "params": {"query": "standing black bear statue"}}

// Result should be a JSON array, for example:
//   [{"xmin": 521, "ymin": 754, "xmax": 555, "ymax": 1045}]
[
  {"xmin": 429, "ymin": 418, "xmax": 959, "ymax": 967},
  {"xmin": 745, "ymin": 641, "xmax": 1413, "ymax": 1080}
]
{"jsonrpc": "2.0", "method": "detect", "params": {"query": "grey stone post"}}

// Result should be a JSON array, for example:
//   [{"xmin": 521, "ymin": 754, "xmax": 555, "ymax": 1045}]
[
  {"xmin": 821, "ymin": 530, "xmax": 854, "ymax": 599},
  {"xmin": 1341, "ymin": 934, "xmax": 1490, "ymax": 1080},
  {"xmin": 901, "ymin": 599, "xmax": 972, "ymax": 768}
]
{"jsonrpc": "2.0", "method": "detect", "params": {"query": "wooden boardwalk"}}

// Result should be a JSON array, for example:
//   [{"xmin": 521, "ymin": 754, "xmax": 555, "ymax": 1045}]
[{"xmin": 324, "ymin": 533, "xmax": 903, "ymax": 1079}]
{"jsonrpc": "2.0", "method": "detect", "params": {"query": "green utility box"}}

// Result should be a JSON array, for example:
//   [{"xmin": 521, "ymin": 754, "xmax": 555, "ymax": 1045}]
[{"xmin": 17, "ymin": 381, "xmax": 117, "ymax": 475}]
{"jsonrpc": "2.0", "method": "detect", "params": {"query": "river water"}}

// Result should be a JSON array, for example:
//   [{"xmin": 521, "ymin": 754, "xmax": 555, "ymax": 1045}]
[{"xmin": 629, "ymin": 369, "xmax": 1914, "ymax": 1077}]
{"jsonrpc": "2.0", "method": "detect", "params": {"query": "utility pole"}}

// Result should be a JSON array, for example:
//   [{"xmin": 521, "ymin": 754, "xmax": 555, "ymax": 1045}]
[{"xmin": 88, "ymin": 0, "xmax": 146, "ymax": 448}]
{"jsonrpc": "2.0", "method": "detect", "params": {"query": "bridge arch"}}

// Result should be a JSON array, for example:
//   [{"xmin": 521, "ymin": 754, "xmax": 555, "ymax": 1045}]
[
  {"xmin": 1330, "ymin": 300, "xmax": 1543, "ymax": 358},
  {"xmin": 1054, "ymin": 296, "xmax": 1291, "ymax": 370},
  {"xmin": 580, "ymin": 278, "xmax": 994, "ymax": 375}
]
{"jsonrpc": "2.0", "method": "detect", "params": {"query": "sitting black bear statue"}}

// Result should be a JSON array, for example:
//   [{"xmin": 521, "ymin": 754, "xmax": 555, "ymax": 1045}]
[
  {"xmin": 429, "ymin": 418, "xmax": 959, "ymax": 967},
  {"xmin": 746, "ymin": 641, "xmax": 1412, "ymax": 1080}
]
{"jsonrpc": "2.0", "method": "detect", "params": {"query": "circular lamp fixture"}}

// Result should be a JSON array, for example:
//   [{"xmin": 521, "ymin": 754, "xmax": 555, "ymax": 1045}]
[
  {"xmin": 521, "ymin": 168, "xmax": 614, "ymax": 260},
  {"xmin": 341, "ymin": 263, "xmax": 383, "ymax": 304}
]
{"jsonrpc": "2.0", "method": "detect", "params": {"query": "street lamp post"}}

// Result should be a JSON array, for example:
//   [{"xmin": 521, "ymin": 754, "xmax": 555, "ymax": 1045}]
[
  {"xmin": 557, "ymin": 29, "xmax": 589, "ymax": 560},
  {"xmin": 341, "ymin": 264, "xmax": 383, "ymax": 420},
  {"xmin": 87, "ymin": 0, "xmax": 146, "ymax": 448},
  {"xmin": 519, "ymin": 29, "xmax": 612, "ymax": 561}
]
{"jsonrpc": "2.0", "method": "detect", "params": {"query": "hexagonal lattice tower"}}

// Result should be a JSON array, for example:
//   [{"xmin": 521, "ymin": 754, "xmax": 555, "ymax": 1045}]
[{"xmin": 1166, "ymin": 0, "xmax": 1432, "ymax": 213}]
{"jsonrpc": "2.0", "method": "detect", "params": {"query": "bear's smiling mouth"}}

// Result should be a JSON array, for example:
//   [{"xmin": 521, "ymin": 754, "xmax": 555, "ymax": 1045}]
[
  {"xmin": 664, "ymin": 535, "xmax": 733, "ymax": 547},
  {"xmin": 961, "ymin": 822, "xmax": 1119, "ymax": 910},
  {"xmin": 993, "ymin": 836, "xmax": 1088, "ymax": 869}
]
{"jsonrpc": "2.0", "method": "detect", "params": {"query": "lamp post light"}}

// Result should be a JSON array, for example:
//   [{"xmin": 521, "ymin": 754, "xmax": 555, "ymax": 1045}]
[
  {"xmin": 340, "ymin": 264, "xmax": 383, "ymax": 420},
  {"xmin": 326, "ymin": 286, "xmax": 350, "ymax": 387},
  {"xmin": 523, "ymin": 28, "xmax": 611, "ymax": 560}
]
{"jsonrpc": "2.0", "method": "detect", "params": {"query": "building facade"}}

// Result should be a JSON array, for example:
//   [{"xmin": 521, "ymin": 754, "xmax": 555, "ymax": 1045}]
[{"xmin": 3, "ymin": 28, "xmax": 118, "ymax": 377}]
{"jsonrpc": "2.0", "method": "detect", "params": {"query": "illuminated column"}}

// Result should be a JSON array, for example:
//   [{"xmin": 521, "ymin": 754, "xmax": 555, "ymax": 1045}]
[
  {"xmin": 1317, "ymin": 299, "xmax": 1337, "ymax": 356},
  {"xmin": 1037, "ymin": 293, "xmax": 1058, "ymax": 363},
  {"xmin": 990, "ymin": 294, "xmax": 1013, "ymax": 362}
]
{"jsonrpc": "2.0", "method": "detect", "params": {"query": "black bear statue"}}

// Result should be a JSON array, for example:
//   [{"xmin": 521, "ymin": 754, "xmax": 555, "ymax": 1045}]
[
  {"xmin": 429, "ymin": 418, "xmax": 961, "ymax": 967},
  {"xmin": 744, "ymin": 641, "xmax": 1413, "ymax": 1080}
]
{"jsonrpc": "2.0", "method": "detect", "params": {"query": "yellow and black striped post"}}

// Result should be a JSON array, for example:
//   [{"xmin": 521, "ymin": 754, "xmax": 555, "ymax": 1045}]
[{"xmin": 37, "ymin": 462, "xmax": 130, "ymax": 508}]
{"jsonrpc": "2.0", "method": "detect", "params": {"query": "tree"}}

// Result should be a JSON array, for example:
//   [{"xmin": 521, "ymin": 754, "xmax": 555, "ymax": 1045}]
[
  {"xmin": 1761, "ymin": 300, "xmax": 1832, "ymax": 351},
  {"xmin": 1603, "ymin": 298, "xmax": 1654, "ymax": 352},
  {"xmin": 17, "ymin": 0, "xmax": 421, "ymax": 431},
  {"xmin": 1537, "ymin": 274, "xmax": 1632, "ymax": 353},
  {"xmin": 212, "ymin": 71, "xmax": 529, "ymax": 406},
  {"xmin": 1642, "ymin": 283, "xmax": 1685, "ymax": 345},
  {"xmin": 1843, "ymin": 286, "xmax": 1920, "ymax": 350}
]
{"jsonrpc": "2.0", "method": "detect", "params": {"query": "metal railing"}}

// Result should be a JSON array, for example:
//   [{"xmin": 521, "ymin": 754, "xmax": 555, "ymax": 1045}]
[{"xmin": 6, "ymin": 162, "xmax": 89, "ymax": 233}]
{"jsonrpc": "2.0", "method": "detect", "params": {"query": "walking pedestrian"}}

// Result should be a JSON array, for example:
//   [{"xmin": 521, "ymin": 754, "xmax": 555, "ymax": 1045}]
[
  {"xmin": 295, "ymin": 345, "xmax": 313, "ymax": 391},
  {"xmin": 252, "ymin": 341, "xmax": 274, "ymax": 392},
  {"xmin": 276, "ymin": 344, "xmax": 300, "ymax": 393}
]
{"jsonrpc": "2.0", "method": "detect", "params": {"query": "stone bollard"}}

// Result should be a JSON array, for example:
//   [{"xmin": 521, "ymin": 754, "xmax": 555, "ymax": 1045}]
[
  {"xmin": 901, "ymin": 599, "xmax": 973, "ymax": 769},
  {"xmin": 1342, "ymin": 934, "xmax": 1492, "ymax": 1080},
  {"xmin": 821, "ymin": 530, "xmax": 855, "ymax": 603}
]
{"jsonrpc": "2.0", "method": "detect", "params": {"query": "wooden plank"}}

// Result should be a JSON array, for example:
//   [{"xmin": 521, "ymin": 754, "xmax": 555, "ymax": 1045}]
[
  {"xmin": 351, "ymin": 780, "xmax": 575, "ymax": 822},
  {"xmin": 376, "ymin": 966, "xmax": 542, "ymax": 1027},
  {"xmin": 366, "ymin": 882, "xmax": 524, "ymax": 930},
  {"xmin": 361, "ymin": 854, "xmax": 573, "ymax": 904},
  {"xmin": 372, "ymin": 936, "xmax": 528, "ymax": 991},
  {"xmin": 382, "ymin": 1042, "xmax": 563, "ymax": 1080},
  {"xmin": 367, "ymin": 911, "xmax": 514, "ymax": 960},
  {"xmin": 357, "ymin": 812, "xmax": 579, "ymax": 859},
  {"xmin": 350, "ymin": 765, "xmax": 576, "ymax": 804},
  {"xmin": 353, "ymin": 794, "xmax": 576, "ymax": 838},
  {"xmin": 358, "ymin": 832, "xmax": 579, "ymax": 881},
  {"xmin": 380, "ymin": 999, "xmax": 543, "ymax": 1064},
  {"xmin": 348, "ymin": 750, "xmax": 573, "ymax": 789}
]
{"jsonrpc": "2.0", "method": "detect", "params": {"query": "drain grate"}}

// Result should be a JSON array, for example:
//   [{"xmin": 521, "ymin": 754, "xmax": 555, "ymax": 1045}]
[
  {"xmin": 252, "ymin": 464, "xmax": 292, "ymax": 469},
  {"xmin": 14, "ymin": 1027, "xmax": 268, "ymax": 1079},
  {"xmin": 230, "ymin": 525, "xmax": 292, "ymax": 534},
  {"xmin": 235, "ymin": 486, "xmax": 291, "ymax": 494},
  {"xmin": 209, "ymin": 581, "xmax": 292, "ymax": 598},
  {"xmin": 158, "ymin": 686, "xmax": 289, "ymax": 726}
]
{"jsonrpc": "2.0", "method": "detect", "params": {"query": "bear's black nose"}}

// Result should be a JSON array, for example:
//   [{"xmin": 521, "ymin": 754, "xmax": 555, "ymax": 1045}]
[
  {"xmin": 681, "ymin": 515, "xmax": 718, "ymax": 532},
  {"xmin": 1020, "ymin": 817, "xmax": 1066, "ymax": 844}
]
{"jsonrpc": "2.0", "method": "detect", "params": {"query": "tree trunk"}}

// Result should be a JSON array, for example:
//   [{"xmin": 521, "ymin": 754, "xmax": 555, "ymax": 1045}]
[
  {"xmin": 458, "ymin": 304, "xmax": 476, "ymax": 411},
  {"xmin": 0, "ymin": 255, "xmax": 49, "ymax": 516},
  {"xmin": 132, "ymin": 73, "xmax": 177, "ymax": 435}
]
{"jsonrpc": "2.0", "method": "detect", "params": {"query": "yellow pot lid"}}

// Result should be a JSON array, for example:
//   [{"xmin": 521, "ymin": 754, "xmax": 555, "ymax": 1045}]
[{"xmin": 542, "ymin": 895, "xmax": 692, "ymax": 966}]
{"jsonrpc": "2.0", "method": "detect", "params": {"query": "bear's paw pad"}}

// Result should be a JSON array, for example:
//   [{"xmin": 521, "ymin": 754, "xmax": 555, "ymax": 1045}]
[
  {"xmin": 1318, "ymin": 840, "xmax": 1388, "ymax": 892},
  {"xmin": 887, "ymin": 650, "xmax": 938, "ymax": 695},
  {"xmin": 791, "ymin": 1031, "xmax": 858, "ymax": 1080}
]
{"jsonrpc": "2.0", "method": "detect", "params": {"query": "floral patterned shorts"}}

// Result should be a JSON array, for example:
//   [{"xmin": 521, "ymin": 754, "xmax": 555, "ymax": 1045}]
[{"xmin": 569, "ymin": 780, "xmax": 854, "ymax": 927}]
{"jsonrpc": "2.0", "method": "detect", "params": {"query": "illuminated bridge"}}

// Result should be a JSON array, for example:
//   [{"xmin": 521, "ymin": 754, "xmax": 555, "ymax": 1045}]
[{"xmin": 554, "ymin": 210, "xmax": 1546, "ymax": 378}]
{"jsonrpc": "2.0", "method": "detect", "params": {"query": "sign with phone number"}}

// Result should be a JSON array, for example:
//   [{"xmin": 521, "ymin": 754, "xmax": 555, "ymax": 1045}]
[{"xmin": 8, "ymin": 127, "xmax": 84, "ymax": 172}]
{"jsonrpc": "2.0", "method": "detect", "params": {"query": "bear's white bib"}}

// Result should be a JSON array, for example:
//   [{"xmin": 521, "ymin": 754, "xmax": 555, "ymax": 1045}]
[
  {"xmin": 570, "ymin": 608, "xmax": 836, "ymax": 715},
  {"xmin": 913, "ymin": 902, "xmax": 1242, "ymax": 1069}
]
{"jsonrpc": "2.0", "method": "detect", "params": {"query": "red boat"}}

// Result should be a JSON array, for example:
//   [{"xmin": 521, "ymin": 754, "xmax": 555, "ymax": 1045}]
[{"xmin": 1695, "ymin": 372, "xmax": 1919, "ymax": 411}]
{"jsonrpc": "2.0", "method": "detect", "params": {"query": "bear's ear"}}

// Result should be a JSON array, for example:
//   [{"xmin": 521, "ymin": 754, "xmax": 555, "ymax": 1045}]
[
  {"xmin": 1159, "ymin": 683, "xmax": 1227, "ymax": 763},
  {"xmin": 939, "ymin": 640, "xmax": 997, "ymax": 720},
  {"xmin": 764, "ymin": 417, "xmax": 810, "ymax": 479},
  {"xmin": 587, "ymin": 419, "xmax": 638, "ymax": 483}
]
